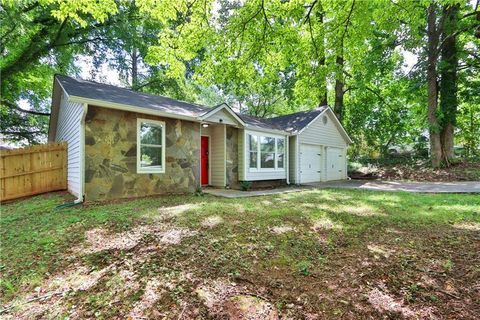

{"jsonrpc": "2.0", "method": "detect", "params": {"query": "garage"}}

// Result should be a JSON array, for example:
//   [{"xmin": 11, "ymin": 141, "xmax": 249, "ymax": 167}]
[
  {"xmin": 326, "ymin": 147, "xmax": 345, "ymax": 181},
  {"xmin": 287, "ymin": 107, "xmax": 352, "ymax": 185},
  {"xmin": 300, "ymin": 144, "xmax": 322, "ymax": 183}
]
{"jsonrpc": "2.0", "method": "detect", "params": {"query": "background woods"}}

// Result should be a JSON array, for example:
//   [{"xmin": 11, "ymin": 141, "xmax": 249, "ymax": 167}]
[{"xmin": 1, "ymin": 0, "xmax": 479, "ymax": 167}]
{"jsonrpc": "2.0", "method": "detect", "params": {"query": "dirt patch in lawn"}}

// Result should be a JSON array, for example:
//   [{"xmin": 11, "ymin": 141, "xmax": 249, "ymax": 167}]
[
  {"xmin": 82, "ymin": 228, "xmax": 142, "ymax": 253},
  {"xmin": 78, "ymin": 222, "xmax": 197, "ymax": 254},
  {"xmin": 2, "ymin": 192, "xmax": 480, "ymax": 319},
  {"xmin": 201, "ymin": 215, "xmax": 223, "ymax": 228},
  {"xmin": 270, "ymin": 225, "xmax": 295, "ymax": 234},
  {"xmin": 157, "ymin": 203, "xmax": 200, "ymax": 221}
]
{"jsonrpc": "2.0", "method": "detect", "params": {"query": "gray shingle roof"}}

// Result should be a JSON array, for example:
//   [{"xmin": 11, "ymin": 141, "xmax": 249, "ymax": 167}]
[
  {"xmin": 264, "ymin": 106, "xmax": 328, "ymax": 133},
  {"xmin": 237, "ymin": 113, "xmax": 281, "ymax": 131},
  {"xmin": 55, "ymin": 75, "xmax": 327, "ymax": 133},
  {"xmin": 56, "ymin": 75, "xmax": 210, "ymax": 118}
]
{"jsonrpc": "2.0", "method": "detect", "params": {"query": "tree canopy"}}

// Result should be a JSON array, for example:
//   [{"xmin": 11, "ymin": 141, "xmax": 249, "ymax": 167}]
[{"xmin": 1, "ymin": 0, "xmax": 479, "ymax": 166}]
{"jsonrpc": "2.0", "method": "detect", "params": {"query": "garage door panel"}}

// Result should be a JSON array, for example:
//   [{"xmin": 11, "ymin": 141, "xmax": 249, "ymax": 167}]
[
  {"xmin": 326, "ymin": 147, "xmax": 344, "ymax": 181},
  {"xmin": 300, "ymin": 144, "xmax": 322, "ymax": 183}
]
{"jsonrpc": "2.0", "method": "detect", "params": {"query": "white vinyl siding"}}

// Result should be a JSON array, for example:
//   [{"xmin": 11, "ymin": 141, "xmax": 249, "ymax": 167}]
[
  {"xmin": 210, "ymin": 125, "xmax": 226, "ymax": 186},
  {"xmin": 299, "ymin": 112, "xmax": 347, "ymax": 148},
  {"xmin": 243, "ymin": 129, "xmax": 287, "ymax": 181},
  {"xmin": 55, "ymin": 93, "xmax": 84, "ymax": 197}
]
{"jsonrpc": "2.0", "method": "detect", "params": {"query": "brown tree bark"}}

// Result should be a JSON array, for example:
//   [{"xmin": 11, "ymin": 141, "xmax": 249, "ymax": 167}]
[
  {"xmin": 334, "ymin": 51, "xmax": 344, "ymax": 121},
  {"xmin": 439, "ymin": 4, "xmax": 459, "ymax": 163},
  {"xmin": 427, "ymin": 3, "xmax": 442, "ymax": 168},
  {"xmin": 317, "ymin": 7, "xmax": 328, "ymax": 106},
  {"xmin": 305, "ymin": 1, "xmax": 328, "ymax": 106},
  {"xmin": 334, "ymin": 0, "xmax": 354, "ymax": 122},
  {"xmin": 131, "ymin": 47, "xmax": 139, "ymax": 90}
]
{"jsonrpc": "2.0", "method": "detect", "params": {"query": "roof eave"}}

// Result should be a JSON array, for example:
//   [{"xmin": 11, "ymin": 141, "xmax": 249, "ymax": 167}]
[
  {"xmin": 68, "ymin": 95, "xmax": 201, "ymax": 122},
  {"xmin": 244, "ymin": 124, "xmax": 292, "ymax": 136}
]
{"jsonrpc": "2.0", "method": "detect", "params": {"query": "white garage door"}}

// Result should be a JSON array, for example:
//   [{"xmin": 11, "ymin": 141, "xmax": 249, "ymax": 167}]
[
  {"xmin": 326, "ymin": 147, "xmax": 345, "ymax": 181},
  {"xmin": 300, "ymin": 144, "xmax": 322, "ymax": 183}
]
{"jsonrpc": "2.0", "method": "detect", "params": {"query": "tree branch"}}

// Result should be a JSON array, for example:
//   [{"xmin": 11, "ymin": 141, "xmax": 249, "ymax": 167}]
[
  {"xmin": 1, "ymin": 99, "xmax": 50, "ymax": 116},
  {"xmin": 303, "ymin": 0, "xmax": 318, "ymax": 25},
  {"xmin": 340, "ymin": 0, "xmax": 356, "ymax": 42}
]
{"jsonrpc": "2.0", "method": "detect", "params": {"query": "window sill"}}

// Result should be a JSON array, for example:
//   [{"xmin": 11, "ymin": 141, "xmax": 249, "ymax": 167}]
[
  {"xmin": 137, "ymin": 169, "xmax": 165, "ymax": 174},
  {"xmin": 248, "ymin": 168, "xmax": 285, "ymax": 173}
]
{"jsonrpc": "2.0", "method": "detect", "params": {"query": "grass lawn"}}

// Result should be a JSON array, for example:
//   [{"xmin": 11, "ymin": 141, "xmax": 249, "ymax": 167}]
[{"xmin": 1, "ymin": 189, "xmax": 479, "ymax": 319}]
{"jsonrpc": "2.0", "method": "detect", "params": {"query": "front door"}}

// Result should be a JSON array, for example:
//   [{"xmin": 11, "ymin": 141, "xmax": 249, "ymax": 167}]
[{"xmin": 201, "ymin": 136, "xmax": 209, "ymax": 185}]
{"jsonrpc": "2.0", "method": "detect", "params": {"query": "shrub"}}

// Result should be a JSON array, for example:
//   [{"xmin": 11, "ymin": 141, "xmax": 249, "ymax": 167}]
[{"xmin": 240, "ymin": 181, "xmax": 252, "ymax": 191}]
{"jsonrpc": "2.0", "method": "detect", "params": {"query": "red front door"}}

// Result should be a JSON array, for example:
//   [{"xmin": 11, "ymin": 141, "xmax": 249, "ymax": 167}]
[{"xmin": 201, "ymin": 136, "xmax": 209, "ymax": 185}]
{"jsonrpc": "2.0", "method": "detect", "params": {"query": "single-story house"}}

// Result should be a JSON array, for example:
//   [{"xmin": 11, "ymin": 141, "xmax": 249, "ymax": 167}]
[{"xmin": 48, "ymin": 75, "xmax": 352, "ymax": 201}]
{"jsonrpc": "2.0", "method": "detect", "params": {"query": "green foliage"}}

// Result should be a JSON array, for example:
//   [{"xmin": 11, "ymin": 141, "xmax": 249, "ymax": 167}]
[
  {"xmin": 139, "ymin": 0, "xmax": 479, "ymax": 158},
  {"xmin": 0, "ymin": 0, "xmax": 118, "ymax": 144},
  {"xmin": 194, "ymin": 186, "xmax": 204, "ymax": 196},
  {"xmin": 240, "ymin": 180, "xmax": 252, "ymax": 191},
  {"xmin": 1, "ymin": 0, "xmax": 479, "ymax": 161},
  {"xmin": 296, "ymin": 260, "xmax": 312, "ymax": 276}
]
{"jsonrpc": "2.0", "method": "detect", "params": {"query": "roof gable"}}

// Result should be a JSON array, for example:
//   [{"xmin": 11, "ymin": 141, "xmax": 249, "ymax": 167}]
[
  {"xmin": 200, "ymin": 103, "xmax": 245, "ymax": 126},
  {"xmin": 297, "ymin": 107, "xmax": 353, "ymax": 144}
]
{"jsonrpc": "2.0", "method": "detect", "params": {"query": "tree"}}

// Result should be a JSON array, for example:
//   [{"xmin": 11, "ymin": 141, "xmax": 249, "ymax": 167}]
[
  {"xmin": 0, "ymin": 0, "xmax": 118, "ymax": 144},
  {"xmin": 439, "ymin": 4, "xmax": 459, "ymax": 163},
  {"xmin": 426, "ymin": 3, "xmax": 443, "ymax": 168}
]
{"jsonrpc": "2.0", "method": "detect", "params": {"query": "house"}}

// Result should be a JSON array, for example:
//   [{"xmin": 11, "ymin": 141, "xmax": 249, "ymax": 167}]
[{"xmin": 48, "ymin": 75, "xmax": 352, "ymax": 201}]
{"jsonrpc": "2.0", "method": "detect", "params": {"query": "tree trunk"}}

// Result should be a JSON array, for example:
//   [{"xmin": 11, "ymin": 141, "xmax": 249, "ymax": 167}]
[
  {"xmin": 319, "ymin": 56, "xmax": 328, "ymax": 106},
  {"xmin": 334, "ymin": 50, "xmax": 344, "ymax": 122},
  {"xmin": 439, "ymin": 4, "xmax": 459, "ymax": 163},
  {"xmin": 317, "ymin": 8, "xmax": 328, "ymax": 106},
  {"xmin": 427, "ymin": 3, "xmax": 442, "ymax": 168},
  {"xmin": 131, "ymin": 47, "xmax": 139, "ymax": 90}
]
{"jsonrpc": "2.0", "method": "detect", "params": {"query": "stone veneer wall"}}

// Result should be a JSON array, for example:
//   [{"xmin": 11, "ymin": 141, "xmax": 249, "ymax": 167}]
[
  {"xmin": 84, "ymin": 106, "xmax": 200, "ymax": 201},
  {"xmin": 225, "ymin": 126, "xmax": 240, "ymax": 189}
]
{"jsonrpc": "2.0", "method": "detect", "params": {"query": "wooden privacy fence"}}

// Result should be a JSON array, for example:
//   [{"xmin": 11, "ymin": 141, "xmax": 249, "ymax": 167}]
[{"xmin": 0, "ymin": 142, "xmax": 67, "ymax": 201}]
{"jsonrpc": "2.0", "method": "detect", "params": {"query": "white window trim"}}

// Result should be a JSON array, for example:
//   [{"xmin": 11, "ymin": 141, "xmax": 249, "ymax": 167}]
[
  {"xmin": 137, "ymin": 118, "xmax": 166, "ymax": 174},
  {"xmin": 276, "ymin": 138, "xmax": 285, "ymax": 169},
  {"xmin": 247, "ymin": 132, "xmax": 286, "ymax": 172}
]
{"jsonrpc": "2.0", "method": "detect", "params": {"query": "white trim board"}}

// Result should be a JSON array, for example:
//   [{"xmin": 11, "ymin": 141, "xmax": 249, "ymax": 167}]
[{"xmin": 136, "ymin": 118, "xmax": 166, "ymax": 174}]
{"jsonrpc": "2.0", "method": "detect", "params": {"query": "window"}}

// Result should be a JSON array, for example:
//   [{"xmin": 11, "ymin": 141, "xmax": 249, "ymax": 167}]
[
  {"xmin": 248, "ymin": 133, "xmax": 285, "ymax": 170},
  {"xmin": 249, "ymin": 135, "xmax": 258, "ymax": 169},
  {"xmin": 137, "ymin": 119, "xmax": 165, "ymax": 173},
  {"xmin": 277, "ymin": 138, "xmax": 285, "ymax": 168}
]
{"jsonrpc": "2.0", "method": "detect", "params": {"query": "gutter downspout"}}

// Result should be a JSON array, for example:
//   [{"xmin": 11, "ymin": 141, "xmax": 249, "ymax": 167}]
[{"xmin": 77, "ymin": 103, "xmax": 88, "ymax": 203}]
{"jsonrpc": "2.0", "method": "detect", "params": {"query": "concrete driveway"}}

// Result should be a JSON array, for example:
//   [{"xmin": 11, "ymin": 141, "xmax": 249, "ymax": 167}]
[{"xmin": 305, "ymin": 180, "xmax": 480, "ymax": 193}]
